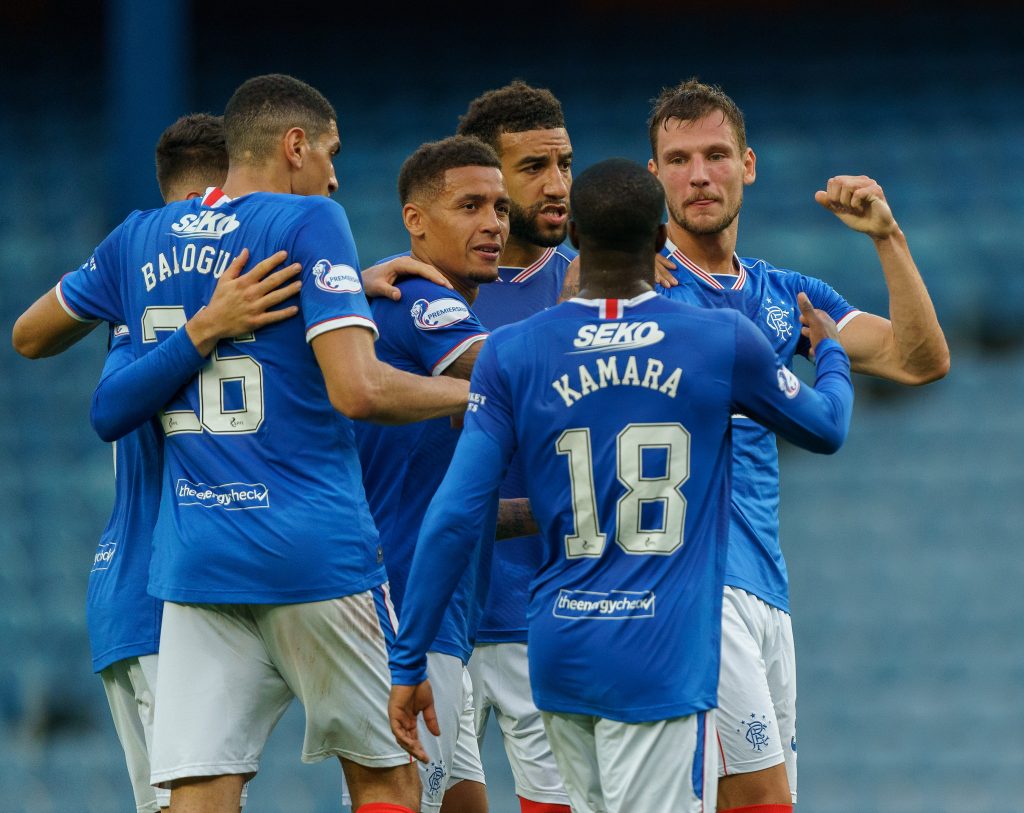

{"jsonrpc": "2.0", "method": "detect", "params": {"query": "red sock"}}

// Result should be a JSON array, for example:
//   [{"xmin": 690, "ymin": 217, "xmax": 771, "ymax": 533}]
[
  {"xmin": 355, "ymin": 805, "xmax": 415, "ymax": 813},
  {"xmin": 519, "ymin": 798, "xmax": 572, "ymax": 813},
  {"xmin": 720, "ymin": 805, "xmax": 793, "ymax": 813}
]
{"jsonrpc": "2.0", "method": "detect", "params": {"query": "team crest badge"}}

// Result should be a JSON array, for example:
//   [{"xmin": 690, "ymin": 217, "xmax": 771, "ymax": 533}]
[
  {"xmin": 423, "ymin": 758, "xmax": 447, "ymax": 799},
  {"xmin": 765, "ymin": 305, "xmax": 794, "ymax": 340},
  {"xmin": 738, "ymin": 713, "xmax": 772, "ymax": 753}
]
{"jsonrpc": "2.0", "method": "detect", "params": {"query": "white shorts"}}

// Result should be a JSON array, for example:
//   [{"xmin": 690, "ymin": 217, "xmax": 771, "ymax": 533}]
[
  {"xmin": 469, "ymin": 642, "xmax": 569, "ymax": 805},
  {"xmin": 101, "ymin": 655, "xmax": 171, "ymax": 813},
  {"xmin": 151, "ymin": 589, "xmax": 408, "ymax": 787},
  {"xmin": 341, "ymin": 651, "xmax": 485, "ymax": 811},
  {"xmin": 542, "ymin": 709, "xmax": 717, "ymax": 813},
  {"xmin": 716, "ymin": 585, "xmax": 798, "ymax": 801}
]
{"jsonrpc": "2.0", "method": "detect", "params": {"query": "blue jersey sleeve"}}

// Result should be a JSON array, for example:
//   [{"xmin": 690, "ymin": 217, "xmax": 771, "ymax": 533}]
[
  {"xmin": 731, "ymin": 313, "xmax": 853, "ymax": 454},
  {"xmin": 90, "ymin": 323, "xmax": 206, "ymax": 442},
  {"xmin": 389, "ymin": 339, "xmax": 516, "ymax": 684},
  {"xmin": 793, "ymin": 274, "xmax": 859, "ymax": 358},
  {"xmin": 57, "ymin": 224, "xmax": 128, "ymax": 324},
  {"xmin": 291, "ymin": 200, "xmax": 377, "ymax": 343},
  {"xmin": 381, "ymin": 281, "xmax": 489, "ymax": 376}
]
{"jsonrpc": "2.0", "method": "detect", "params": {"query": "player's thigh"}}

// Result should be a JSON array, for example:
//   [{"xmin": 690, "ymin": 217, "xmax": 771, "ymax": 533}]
[
  {"xmin": 467, "ymin": 644, "xmax": 497, "ymax": 741},
  {"xmin": 101, "ymin": 656, "xmax": 166, "ymax": 813},
  {"xmin": 151, "ymin": 602, "xmax": 293, "ymax": 787},
  {"xmin": 595, "ymin": 711, "xmax": 717, "ymax": 813},
  {"xmin": 717, "ymin": 587, "xmax": 787, "ymax": 778},
  {"xmin": 449, "ymin": 663, "xmax": 486, "ymax": 789},
  {"xmin": 764, "ymin": 605, "xmax": 798, "ymax": 801},
  {"xmin": 258, "ymin": 587, "xmax": 408, "ymax": 770},
  {"xmin": 541, "ymin": 712, "xmax": 604, "ymax": 813},
  {"xmin": 490, "ymin": 642, "xmax": 569, "ymax": 805}
]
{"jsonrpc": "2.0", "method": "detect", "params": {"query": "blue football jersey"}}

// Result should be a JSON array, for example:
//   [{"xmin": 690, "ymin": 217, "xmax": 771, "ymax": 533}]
[
  {"xmin": 356, "ymin": 275, "xmax": 489, "ymax": 662},
  {"xmin": 469, "ymin": 245, "xmax": 575, "ymax": 643},
  {"xmin": 57, "ymin": 189, "xmax": 385, "ymax": 604},
  {"xmin": 87, "ymin": 324, "xmax": 163, "ymax": 672},
  {"xmin": 390, "ymin": 292, "xmax": 853, "ymax": 722},
  {"xmin": 657, "ymin": 240, "xmax": 860, "ymax": 611}
]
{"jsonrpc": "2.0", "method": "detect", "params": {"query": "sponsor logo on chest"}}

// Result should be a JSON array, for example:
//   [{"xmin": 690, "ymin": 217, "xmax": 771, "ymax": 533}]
[{"xmin": 169, "ymin": 211, "xmax": 241, "ymax": 240}]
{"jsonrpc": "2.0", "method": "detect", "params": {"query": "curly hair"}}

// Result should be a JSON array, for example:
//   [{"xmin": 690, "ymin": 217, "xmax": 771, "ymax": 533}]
[
  {"xmin": 457, "ymin": 80, "xmax": 565, "ymax": 154},
  {"xmin": 647, "ymin": 78, "xmax": 747, "ymax": 159},
  {"xmin": 571, "ymin": 158, "xmax": 665, "ymax": 253},
  {"xmin": 398, "ymin": 135, "xmax": 502, "ymax": 204}
]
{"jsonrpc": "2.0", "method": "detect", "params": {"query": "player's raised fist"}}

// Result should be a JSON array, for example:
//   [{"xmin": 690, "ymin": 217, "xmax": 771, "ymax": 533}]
[
  {"xmin": 797, "ymin": 291, "xmax": 840, "ymax": 358},
  {"xmin": 814, "ymin": 174, "xmax": 898, "ymax": 240}
]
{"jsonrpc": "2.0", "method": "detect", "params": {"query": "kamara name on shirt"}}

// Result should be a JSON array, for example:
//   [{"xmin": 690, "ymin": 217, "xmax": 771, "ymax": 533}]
[
  {"xmin": 552, "ymin": 355, "xmax": 682, "ymax": 407},
  {"xmin": 141, "ymin": 244, "xmax": 236, "ymax": 292}
]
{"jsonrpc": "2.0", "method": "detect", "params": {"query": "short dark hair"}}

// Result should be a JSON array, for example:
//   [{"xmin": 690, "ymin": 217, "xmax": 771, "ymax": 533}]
[
  {"xmin": 457, "ymin": 80, "xmax": 565, "ymax": 154},
  {"xmin": 647, "ymin": 78, "xmax": 747, "ymax": 159},
  {"xmin": 154, "ymin": 113, "xmax": 228, "ymax": 202},
  {"xmin": 571, "ymin": 159, "xmax": 665, "ymax": 253},
  {"xmin": 223, "ymin": 73, "xmax": 336, "ymax": 164},
  {"xmin": 398, "ymin": 135, "xmax": 502, "ymax": 205}
]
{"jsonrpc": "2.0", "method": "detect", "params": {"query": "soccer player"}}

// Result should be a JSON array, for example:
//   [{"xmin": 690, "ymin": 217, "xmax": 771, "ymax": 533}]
[
  {"xmin": 16, "ymin": 73, "xmax": 471, "ymax": 813},
  {"xmin": 646, "ymin": 79, "xmax": 950, "ymax": 811},
  {"xmin": 355, "ymin": 134, "xmax": 508, "ymax": 813},
  {"xmin": 454, "ymin": 80, "xmax": 576, "ymax": 813},
  {"xmin": 387, "ymin": 158, "xmax": 855, "ymax": 813}
]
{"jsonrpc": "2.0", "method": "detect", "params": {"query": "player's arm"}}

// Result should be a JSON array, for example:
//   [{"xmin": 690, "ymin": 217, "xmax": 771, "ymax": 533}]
[
  {"xmin": 495, "ymin": 498, "xmax": 538, "ymax": 540},
  {"xmin": 815, "ymin": 175, "xmax": 949, "ymax": 384},
  {"xmin": 732, "ymin": 293, "xmax": 854, "ymax": 454},
  {"xmin": 90, "ymin": 250, "xmax": 301, "ymax": 442},
  {"xmin": 389, "ymin": 429, "xmax": 511, "ymax": 759},
  {"xmin": 362, "ymin": 255, "xmax": 454, "ymax": 301},
  {"xmin": 12, "ymin": 287, "xmax": 100, "ymax": 358},
  {"xmin": 313, "ymin": 328, "xmax": 468, "ymax": 423}
]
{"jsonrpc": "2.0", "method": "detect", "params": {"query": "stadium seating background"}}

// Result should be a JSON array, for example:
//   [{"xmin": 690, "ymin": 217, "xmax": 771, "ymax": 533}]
[{"xmin": 1, "ymin": 3, "xmax": 1022, "ymax": 810}]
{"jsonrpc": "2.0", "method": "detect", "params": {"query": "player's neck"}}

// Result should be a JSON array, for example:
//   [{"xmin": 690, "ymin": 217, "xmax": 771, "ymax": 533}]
[
  {"xmin": 409, "ymin": 248, "xmax": 479, "ymax": 305},
  {"xmin": 666, "ymin": 219, "xmax": 739, "ymax": 276},
  {"xmin": 499, "ymin": 235, "xmax": 548, "ymax": 269},
  {"xmin": 221, "ymin": 164, "xmax": 291, "ymax": 198},
  {"xmin": 577, "ymin": 255, "xmax": 655, "ymax": 301}
]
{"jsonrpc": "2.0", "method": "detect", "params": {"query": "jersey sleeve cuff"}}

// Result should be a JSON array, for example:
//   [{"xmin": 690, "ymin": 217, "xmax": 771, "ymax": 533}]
[
  {"xmin": 389, "ymin": 662, "xmax": 429, "ymax": 686},
  {"xmin": 305, "ymin": 315, "xmax": 379, "ymax": 343},
  {"xmin": 55, "ymin": 280, "xmax": 100, "ymax": 323},
  {"xmin": 431, "ymin": 334, "xmax": 488, "ymax": 376},
  {"xmin": 836, "ymin": 309, "xmax": 863, "ymax": 331}
]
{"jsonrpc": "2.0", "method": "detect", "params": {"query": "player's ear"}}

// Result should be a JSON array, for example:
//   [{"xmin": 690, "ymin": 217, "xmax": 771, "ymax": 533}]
[
  {"xmin": 568, "ymin": 220, "xmax": 580, "ymax": 249},
  {"xmin": 647, "ymin": 157, "xmax": 659, "ymax": 178},
  {"xmin": 403, "ymin": 202, "xmax": 426, "ymax": 238},
  {"xmin": 654, "ymin": 223, "xmax": 667, "ymax": 252},
  {"xmin": 283, "ymin": 127, "xmax": 306, "ymax": 170},
  {"xmin": 743, "ymin": 147, "xmax": 756, "ymax": 186}
]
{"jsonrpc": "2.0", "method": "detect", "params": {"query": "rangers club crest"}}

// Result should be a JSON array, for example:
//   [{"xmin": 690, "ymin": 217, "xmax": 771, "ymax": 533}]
[
  {"xmin": 765, "ymin": 305, "xmax": 794, "ymax": 340},
  {"xmin": 423, "ymin": 758, "xmax": 447, "ymax": 799}
]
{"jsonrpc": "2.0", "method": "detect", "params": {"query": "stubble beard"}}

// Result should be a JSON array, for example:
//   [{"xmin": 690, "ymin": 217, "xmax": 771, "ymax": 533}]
[
  {"xmin": 668, "ymin": 192, "xmax": 743, "ymax": 236},
  {"xmin": 509, "ymin": 200, "xmax": 568, "ymax": 248}
]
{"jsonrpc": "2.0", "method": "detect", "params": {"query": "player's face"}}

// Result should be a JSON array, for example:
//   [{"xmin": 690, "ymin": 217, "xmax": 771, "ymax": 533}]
[
  {"xmin": 649, "ymin": 113, "xmax": 755, "ymax": 236},
  {"xmin": 294, "ymin": 120, "xmax": 340, "ymax": 197},
  {"xmin": 497, "ymin": 128, "xmax": 572, "ymax": 247},
  {"xmin": 422, "ymin": 166, "xmax": 510, "ymax": 284}
]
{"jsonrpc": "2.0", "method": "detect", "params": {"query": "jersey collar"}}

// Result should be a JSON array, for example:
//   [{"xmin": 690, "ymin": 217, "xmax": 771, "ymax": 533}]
[
  {"xmin": 570, "ymin": 290, "xmax": 659, "ymax": 319},
  {"xmin": 201, "ymin": 187, "xmax": 231, "ymax": 208},
  {"xmin": 665, "ymin": 238, "xmax": 746, "ymax": 291},
  {"xmin": 500, "ymin": 247, "xmax": 555, "ymax": 283}
]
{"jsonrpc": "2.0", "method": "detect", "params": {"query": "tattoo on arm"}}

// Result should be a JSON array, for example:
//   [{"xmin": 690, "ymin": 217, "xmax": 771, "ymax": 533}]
[{"xmin": 496, "ymin": 498, "xmax": 538, "ymax": 541}]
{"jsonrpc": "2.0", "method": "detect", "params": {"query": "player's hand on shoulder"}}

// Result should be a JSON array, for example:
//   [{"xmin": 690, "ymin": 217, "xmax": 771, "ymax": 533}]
[
  {"xmin": 363, "ymin": 256, "xmax": 452, "ymax": 301},
  {"xmin": 187, "ymin": 249, "xmax": 302, "ymax": 356},
  {"xmin": 655, "ymin": 252, "xmax": 678, "ymax": 288},
  {"xmin": 797, "ymin": 291, "xmax": 840, "ymax": 359},
  {"xmin": 388, "ymin": 680, "xmax": 438, "ymax": 763},
  {"xmin": 814, "ymin": 175, "xmax": 898, "ymax": 240}
]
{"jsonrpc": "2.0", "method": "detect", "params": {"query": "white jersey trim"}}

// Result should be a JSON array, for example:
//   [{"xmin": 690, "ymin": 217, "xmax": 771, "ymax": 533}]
[
  {"xmin": 836, "ymin": 309, "xmax": 864, "ymax": 331},
  {"xmin": 55, "ymin": 280, "xmax": 99, "ymax": 323},
  {"xmin": 305, "ymin": 315, "xmax": 379, "ymax": 343},
  {"xmin": 665, "ymin": 238, "xmax": 746, "ymax": 291},
  {"xmin": 432, "ymin": 334, "xmax": 488, "ymax": 376},
  {"xmin": 569, "ymin": 290, "xmax": 659, "ymax": 310}
]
